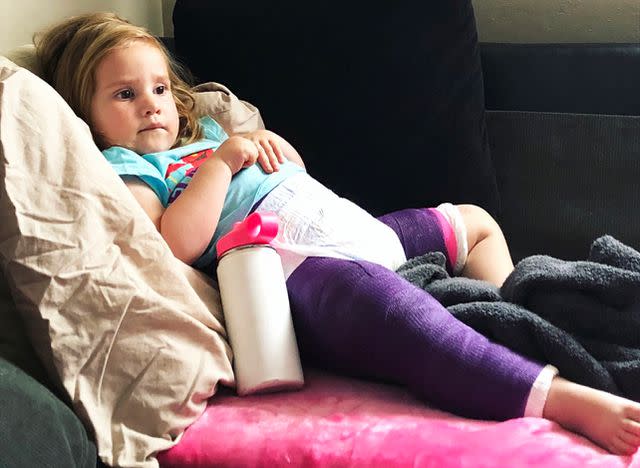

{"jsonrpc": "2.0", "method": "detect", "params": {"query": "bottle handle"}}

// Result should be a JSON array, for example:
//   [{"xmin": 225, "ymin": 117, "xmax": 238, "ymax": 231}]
[{"xmin": 216, "ymin": 211, "xmax": 280, "ymax": 258}]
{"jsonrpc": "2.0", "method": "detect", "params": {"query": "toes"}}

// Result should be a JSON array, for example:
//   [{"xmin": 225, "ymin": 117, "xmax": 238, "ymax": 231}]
[
  {"xmin": 623, "ymin": 417, "xmax": 640, "ymax": 436},
  {"xmin": 624, "ymin": 404, "xmax": 640, "ymax": 422},
  {"xmin": 618, "ymin": 427, "xmax": 640, "ymax": 448},
  {"xmin": 610, "ymin": 436, "xmax": 637, "ymax": 456}
]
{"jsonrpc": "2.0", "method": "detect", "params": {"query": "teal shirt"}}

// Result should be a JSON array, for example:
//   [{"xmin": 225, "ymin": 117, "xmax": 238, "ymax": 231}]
[
  {"xmin": 102, "ymin": 116, "xmax": 304, "ymax": 271},
  {"xmin": 103, "ymin": 116, "xmax": 228, "ymax": 205}
]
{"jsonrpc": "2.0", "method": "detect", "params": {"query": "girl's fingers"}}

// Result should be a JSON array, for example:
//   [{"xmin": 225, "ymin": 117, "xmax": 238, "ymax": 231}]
[
  {"xmin": 255, "ymin": 140, "xmax": 279, "ymax": 172},
  {"xmin": 256, "ymin": 144, "xmax": 273, "ymax": 172},
  {"xmin": 269, "ymin": 139, "xmax": 286, "ymax": 163},
  {"xmin": 263, "ymin": 141, "xmax": 280, "ymax": 171}
]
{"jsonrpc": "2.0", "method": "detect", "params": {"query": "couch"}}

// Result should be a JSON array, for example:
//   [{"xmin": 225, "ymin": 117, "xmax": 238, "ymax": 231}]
[{"xmin": 2, "ymin": 1, "xmax": 640, "ymax": 467}]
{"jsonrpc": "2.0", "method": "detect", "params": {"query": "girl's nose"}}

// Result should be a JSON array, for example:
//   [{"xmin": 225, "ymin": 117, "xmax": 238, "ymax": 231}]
[{"xmin": 141, "ymin": 93, "xmax": 160, "ymax": 116}]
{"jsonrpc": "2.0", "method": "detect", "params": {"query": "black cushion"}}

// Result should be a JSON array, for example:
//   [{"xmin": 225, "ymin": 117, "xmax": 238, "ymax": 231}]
[
  {"xmin": 173, "ymin": 2, "xmax": 500, "ymax": 216},
  {"xmin": 481, "ymin": 43, "xmax": 640, "ymax": 115}
]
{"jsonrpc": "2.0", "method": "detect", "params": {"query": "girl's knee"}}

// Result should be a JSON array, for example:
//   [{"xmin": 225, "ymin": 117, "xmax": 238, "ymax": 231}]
[{"xmin": 456, "ymin": 204, "xmax": 501, "ymax": 247}]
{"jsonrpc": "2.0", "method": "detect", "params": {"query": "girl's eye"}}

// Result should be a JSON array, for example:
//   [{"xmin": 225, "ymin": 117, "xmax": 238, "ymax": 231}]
[
  {"xmin": 155, "ymin": 85, "xmax": 167, "ymax": 95},
  {"xmin": 117, "ymin": 89, "xmax": 134, "ymax": 100}
]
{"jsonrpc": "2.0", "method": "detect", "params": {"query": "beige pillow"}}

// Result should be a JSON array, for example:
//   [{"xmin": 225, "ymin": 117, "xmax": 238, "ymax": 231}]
[
  {"xmin": 0, "ymin": 56, "xmax": 237, "ymax": 467},
  {"xmin": 193, "ymin": 81, "xmax": 265, "ymax": 134}
]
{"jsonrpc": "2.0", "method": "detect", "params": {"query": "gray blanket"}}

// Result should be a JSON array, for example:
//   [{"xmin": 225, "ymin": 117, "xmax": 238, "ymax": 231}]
[{"xmin": 396, "ymin": 235, "xmax": 640, "ymax": 400}]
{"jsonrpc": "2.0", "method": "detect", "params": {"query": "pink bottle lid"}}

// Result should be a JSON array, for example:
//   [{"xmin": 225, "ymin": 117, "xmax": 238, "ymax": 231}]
[{"xmin": 216, "ymin": 211, "xmax": 280, "ymax": 258}]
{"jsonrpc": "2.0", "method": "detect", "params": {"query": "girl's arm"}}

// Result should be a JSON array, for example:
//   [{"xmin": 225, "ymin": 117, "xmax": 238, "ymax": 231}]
[
  {"xmin": 124, "ymin": 136, "xmax": 258, "ymax": 264},
  {"xmin": 122, "ymin": 176, "xmax": 165, "ymax": 231}
]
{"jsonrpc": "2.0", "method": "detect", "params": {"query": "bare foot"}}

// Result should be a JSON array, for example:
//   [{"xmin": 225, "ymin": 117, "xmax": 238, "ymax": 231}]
[{"xmin": 543, "ymin": 377, "xmax": 640, "ymax": 455}]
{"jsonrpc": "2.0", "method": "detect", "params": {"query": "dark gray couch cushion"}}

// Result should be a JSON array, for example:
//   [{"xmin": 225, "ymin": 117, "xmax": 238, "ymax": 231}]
[
  {"xmin": 0, "ymin": 357, "xmax": 97, "ymax": 468},
  {"xmin": 488, "ymin": 111, "xmax": 640, "ymax": 261}
]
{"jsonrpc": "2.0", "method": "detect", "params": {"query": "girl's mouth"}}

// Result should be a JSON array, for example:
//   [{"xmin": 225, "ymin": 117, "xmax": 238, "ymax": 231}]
[{"xmin": 140, "ymin": 124, "xmax": 163, "ymax": 132}]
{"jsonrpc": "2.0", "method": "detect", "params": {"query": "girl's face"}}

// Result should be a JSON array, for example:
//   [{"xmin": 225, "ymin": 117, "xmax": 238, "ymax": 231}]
[{"xmin": 90, "ymin": 41, "xmax": 179, "ymax": 154}]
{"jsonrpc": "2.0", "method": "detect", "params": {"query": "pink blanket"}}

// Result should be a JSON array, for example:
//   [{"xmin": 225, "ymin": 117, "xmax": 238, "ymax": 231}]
[{"xmin": 159, "ymin": 370, "xmax": 638, "ymax": 467}]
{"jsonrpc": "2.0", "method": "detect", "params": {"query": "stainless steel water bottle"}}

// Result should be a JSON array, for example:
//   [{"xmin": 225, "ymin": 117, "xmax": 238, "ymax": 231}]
[{"xmin": 216, "ymin": 211, "xmax": 304, "ymax": 395}]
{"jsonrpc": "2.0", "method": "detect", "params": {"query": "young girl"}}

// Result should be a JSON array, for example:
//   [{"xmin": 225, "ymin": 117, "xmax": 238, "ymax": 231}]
[{"xmin": 36, "ymin": 12, "xmax": 640, "ymax": 455}]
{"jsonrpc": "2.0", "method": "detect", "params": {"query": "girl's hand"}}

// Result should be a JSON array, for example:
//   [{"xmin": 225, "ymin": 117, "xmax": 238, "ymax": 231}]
[
  {"xmin": 215, "ymin": 136, "xmax": 260, "ymax": 174},
  {"xmin": 243, "ymin": 130, "xmax": 287, "ymax": 173}
]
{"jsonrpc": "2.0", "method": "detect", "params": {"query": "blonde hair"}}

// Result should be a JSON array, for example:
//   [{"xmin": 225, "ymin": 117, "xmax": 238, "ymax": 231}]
[{"xmin": 34, "ymin": 12, "xmax": 203, "ymax": 149}]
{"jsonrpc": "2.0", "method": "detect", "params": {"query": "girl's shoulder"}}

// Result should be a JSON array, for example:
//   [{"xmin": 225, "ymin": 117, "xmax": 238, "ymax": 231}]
[
  {"xmin": 199, "ymin": 115, "xmax": 228, "ymax": 143},
  {"xmin": 102, "ymin": 145, "xmax": 144, "ymax": 166}
]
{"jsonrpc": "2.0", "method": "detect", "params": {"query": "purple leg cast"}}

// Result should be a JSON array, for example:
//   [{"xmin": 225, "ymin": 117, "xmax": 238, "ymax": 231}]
[{"xmin": 286, "ymin": 208, "xmax": 545, "ymax": 420}]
